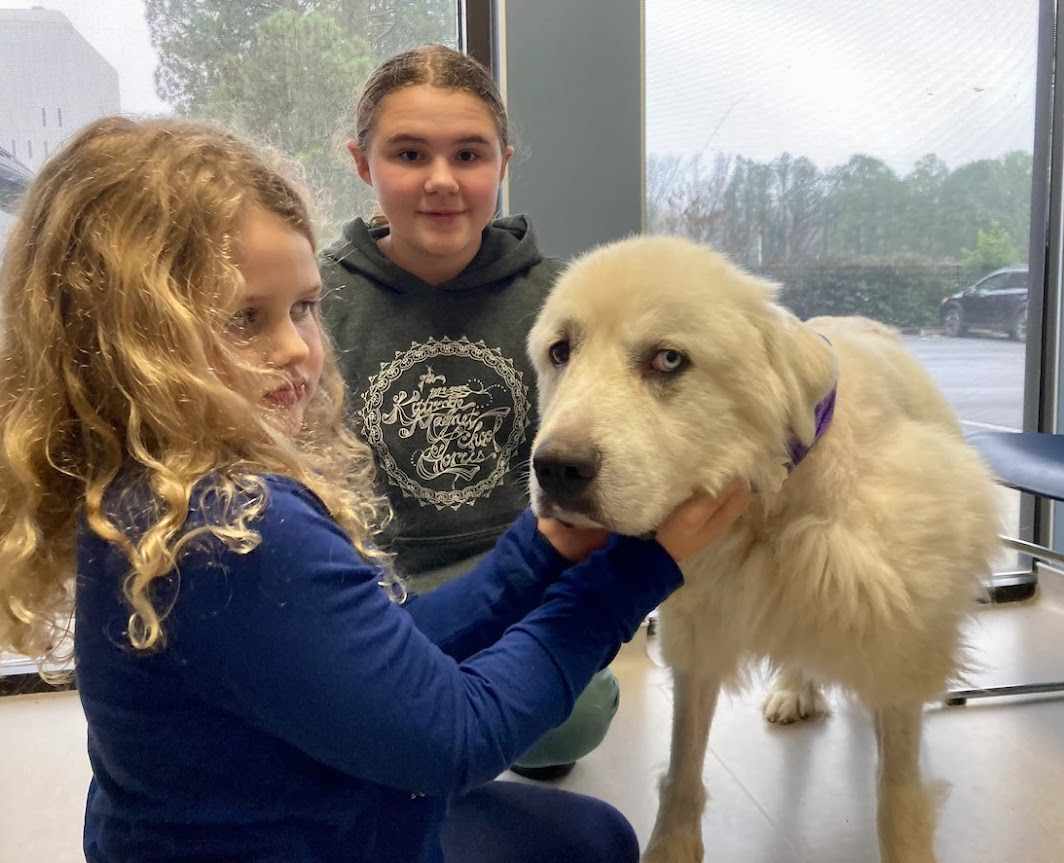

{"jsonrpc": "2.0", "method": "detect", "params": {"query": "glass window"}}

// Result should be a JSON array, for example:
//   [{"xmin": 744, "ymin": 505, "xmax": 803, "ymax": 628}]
[
  {"xmin": 977, "ymin": 273, "xmax": 1011, "ymax": 292},
  {"xmin": 0, "ymin": 0, "xmax": 461, "ymax": 676},
  {"xmin": 0, "ymin": 146, "xmax": 31, "ymax": 220},
  {"xmin": 0, "ymin": 1, "xmax": 461, "ymax": 242},
  {"xmin": 1006, "ymin": 271, "xmax": 1029, "ymax": 289},
  {"xmin": 646, "ymin": 0, "xmax": 1039, "ymax": 572}
]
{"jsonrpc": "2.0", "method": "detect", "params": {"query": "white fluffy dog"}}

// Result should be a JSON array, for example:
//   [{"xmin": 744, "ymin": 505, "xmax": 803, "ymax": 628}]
[{"xmin": 527, "ymin": 236, "xmax": 1000, "ymax": 863}]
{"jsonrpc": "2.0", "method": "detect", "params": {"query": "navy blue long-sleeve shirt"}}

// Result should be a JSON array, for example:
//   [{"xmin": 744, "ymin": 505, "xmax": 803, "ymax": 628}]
[{"xmin": 74, "ymin": 476, "xmax": 682, "ymax": 862}]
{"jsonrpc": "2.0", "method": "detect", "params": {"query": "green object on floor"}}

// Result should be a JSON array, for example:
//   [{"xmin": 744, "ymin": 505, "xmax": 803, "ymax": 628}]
[
  {"xmin": 406, "ymin": 553, "xmax": 621, "ymax": 771},
  {"xmin": 512, "ymin": 667, "xmax": 620, "ymax": 770}
]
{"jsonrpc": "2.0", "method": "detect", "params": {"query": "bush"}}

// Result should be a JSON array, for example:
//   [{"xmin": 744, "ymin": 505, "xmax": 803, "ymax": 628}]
[{"xmin": 758, "ymin": 261, "xmax": 983, "ymax": 329}]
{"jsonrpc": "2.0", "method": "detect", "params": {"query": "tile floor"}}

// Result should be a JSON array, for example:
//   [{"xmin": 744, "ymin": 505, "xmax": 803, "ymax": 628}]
[{"xmin": 2, "ymin": 573, "xmax": 1062, "ymax": 862}]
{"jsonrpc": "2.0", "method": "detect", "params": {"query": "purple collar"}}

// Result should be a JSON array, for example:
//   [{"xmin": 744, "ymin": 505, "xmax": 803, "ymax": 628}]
[{"xmin": 786, "ymin": 384, "xmax": 837, "ymax": 471}]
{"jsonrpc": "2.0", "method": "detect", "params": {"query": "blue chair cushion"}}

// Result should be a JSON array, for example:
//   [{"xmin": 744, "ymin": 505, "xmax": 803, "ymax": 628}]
[{"xmin": 966, "ymin": 431, "xmax": 1064, "ymax": 502}]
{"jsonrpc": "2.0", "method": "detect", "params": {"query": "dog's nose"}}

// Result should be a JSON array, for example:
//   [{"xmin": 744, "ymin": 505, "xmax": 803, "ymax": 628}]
[{"xmin": 533, "ymin": 442, "xmax": 601, "ymax": 501}]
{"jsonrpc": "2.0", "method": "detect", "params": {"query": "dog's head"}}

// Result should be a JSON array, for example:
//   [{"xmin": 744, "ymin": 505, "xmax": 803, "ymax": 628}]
[{"xmin": 527, "ymin": 235, "xmax": 835, "ymax": 534}]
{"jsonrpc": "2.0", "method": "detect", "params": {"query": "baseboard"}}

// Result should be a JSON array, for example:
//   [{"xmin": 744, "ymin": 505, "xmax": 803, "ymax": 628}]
[
  {"xmin": 0, "ymin": 672, "xmax": 75, "ymax": 697},
  {"xmin": 985, "ymin": 571, "xmax": 1039, "ymax": 603}
]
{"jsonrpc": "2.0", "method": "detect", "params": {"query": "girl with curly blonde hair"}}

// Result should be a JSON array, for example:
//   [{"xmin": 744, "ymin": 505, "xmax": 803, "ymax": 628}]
[{"xmin": 0, "ymin": 116, "xmax": 745, "ymax": 863}]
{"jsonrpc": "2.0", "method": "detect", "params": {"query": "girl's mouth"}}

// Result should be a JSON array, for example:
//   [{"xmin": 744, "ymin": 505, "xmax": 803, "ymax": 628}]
[{"xmin": 264, "ymin": 381, "xmax": 307, "ymax": 409}]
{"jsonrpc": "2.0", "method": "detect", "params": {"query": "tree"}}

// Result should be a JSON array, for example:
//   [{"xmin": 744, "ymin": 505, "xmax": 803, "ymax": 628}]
[
  {"xmin": 646, "ymin": 152, "xmax": 732, "ymax": 245},
  {"xmin": 651, "ymin": 146, "xmax": 1033, "ymax": 273},
  {"xmin": 901, "ymin": 153, "xmax": 950, "ymax": 257},
  {"xmin": 719, "ymin": 157, "xmax": 770, "ymax": 266},
  {"xmin": 938, "ymin": 153, "xmax": 1032, "ymax": 264},
  {"xmin": 201, "ymin": 10, "xmax": 374, "ymax": 230},
  {"xmin": 144, "ymin": 0, "xmax": 458, "ymax": 232},
  {"xmin": 961, "ymin": 224, "xmax": 1020, "ymax": 271},
  {"xmin": 146, "ymin": 1, "xmax": 457, "ymax": 112},
  {"xmin": 646, "ymin": 144, "xmax": 1034, "ymax": 329},
  {"xmin": 765, "ymin": 153, "xmax": 823, "ymax": 264},
  {"xmin": 821, "ymin": 155, "xmax": 905, "ymax": 259}
]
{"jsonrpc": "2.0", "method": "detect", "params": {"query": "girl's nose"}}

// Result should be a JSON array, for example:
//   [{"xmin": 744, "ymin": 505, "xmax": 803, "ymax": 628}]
[
  {"xmin": 424, "ymin": 157, "xmax": 459, "ymax": 194},
  {"xmin": 267, "ymin": 318, "xmax": 310, "ymax": 369}
]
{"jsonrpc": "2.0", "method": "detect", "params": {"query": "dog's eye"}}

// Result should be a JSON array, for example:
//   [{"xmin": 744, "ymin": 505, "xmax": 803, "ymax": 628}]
[
  {"xmin": 548, "ymin": 340, "xmax": 571, "ymax": 366},
  {"xmin": 651, "ymin": 349, "xmax": 687, "ymax": 373}
]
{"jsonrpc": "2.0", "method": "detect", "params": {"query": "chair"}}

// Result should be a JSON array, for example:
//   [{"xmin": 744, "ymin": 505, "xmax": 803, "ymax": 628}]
[{"xmin": 944, "ymin": 430, "xmax": 1064, "ymax": 705}]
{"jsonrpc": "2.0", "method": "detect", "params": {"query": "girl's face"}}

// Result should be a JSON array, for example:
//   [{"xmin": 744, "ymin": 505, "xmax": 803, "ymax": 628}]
[
  {"xmin": 349, "ymin": 84, "xmax": 513, "ymax": 285},
  {"xmin": 229, "ymin": 206, "xmax": 324, "ymax": 433}
]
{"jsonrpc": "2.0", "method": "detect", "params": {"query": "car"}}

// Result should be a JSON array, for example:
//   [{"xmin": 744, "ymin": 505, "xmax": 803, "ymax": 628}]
[
  {"xmin": 940, "ymin": 266, "xmax": 1029, "ymax": 341},
  {"xmin": 0, "ymin": 144, "xmax": 33, "ymax": 256}
]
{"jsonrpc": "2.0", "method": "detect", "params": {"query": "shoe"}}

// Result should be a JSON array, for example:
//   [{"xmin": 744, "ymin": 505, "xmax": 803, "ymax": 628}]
[{"xmin": 509, "ymin": 761, "xmax": 576, "ymax": 781}]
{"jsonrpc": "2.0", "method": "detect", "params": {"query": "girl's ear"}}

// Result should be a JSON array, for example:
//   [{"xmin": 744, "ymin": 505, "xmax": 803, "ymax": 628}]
[
  {"xmin": 347, "ymin": 140, "xmax": 373, "ymax": 186},
  {"xmin": 499, "ymin": 145, "xmax": 514, "ymax": 181}
]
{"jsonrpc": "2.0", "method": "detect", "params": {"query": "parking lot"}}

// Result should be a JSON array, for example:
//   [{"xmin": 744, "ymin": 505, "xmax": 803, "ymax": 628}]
[
  {"xmin": 903, "ymin": 333, "xmax": 1026, "ymax": 432},
  {"xmin": 903, "ymin": 332, "xmax": 1029, "ymax": 565}
]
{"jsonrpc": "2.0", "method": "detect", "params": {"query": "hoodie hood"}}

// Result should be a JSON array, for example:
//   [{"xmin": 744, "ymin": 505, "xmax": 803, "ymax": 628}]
[{"xmin": 321, "ymin": 214, "xmax": 544, "ymax": 294}]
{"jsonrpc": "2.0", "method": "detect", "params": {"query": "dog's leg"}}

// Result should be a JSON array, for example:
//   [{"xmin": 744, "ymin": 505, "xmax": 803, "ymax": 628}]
[
  {"xmin": 762, "ymin": 665, "xmax": 828, "ymax": 724},
  {"xmin": 643, "ymin": 669, "xmax": 720, "ymax": 863},
  {"xmin": 875, "ymin": 704, "xmax": 937, "ymax": 863}
]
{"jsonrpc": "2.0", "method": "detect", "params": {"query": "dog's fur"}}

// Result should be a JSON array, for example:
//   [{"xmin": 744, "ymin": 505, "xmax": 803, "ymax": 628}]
[{"xmin": 527, "ymin": 236, "xmax": 1000, "ymax": 863}]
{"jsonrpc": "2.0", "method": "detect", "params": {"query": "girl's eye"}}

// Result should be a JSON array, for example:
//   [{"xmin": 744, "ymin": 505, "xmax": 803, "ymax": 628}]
[
  {"xmin": 651, "ymin": 349, "xmax": 687, "ymax": 374},
  {"xmin": 228, "ymin": 307, "xmax": 260, "ymax": 334},
  {"xmin": 456, "ymin": 150, "xmax": 479, "ymax": 163},
  {"xmin": 548, "ymin": 340, "xmax": 570, "ymax": 366},
  {"xmin": 397, "ymin": 150, "xmax": 421, "ymax": 162},
  {"xmin": 292, "ymin": 299, "xmax": 320, "ymax": 321}
]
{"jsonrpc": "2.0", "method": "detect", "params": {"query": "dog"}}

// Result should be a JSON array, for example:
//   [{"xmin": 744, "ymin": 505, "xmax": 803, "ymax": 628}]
[{"xmin": 526, "ymin": 235, "xmax": 1000, "ymax": 863}]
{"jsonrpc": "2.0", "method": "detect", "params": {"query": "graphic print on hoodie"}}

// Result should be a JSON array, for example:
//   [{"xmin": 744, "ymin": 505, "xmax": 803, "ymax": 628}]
[
  {"xmin": 320, "ymin": 215, "xmax": 563, "ymax": 578},
  {"xmin": 359, "ymin": 334, "xmax": 529, "ymax": 511}
]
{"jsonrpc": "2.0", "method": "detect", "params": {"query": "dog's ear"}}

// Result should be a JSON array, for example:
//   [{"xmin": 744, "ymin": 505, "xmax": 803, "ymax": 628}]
[{"xmin": 757, "ymin": 306, "xmax": 837, "ymax": 455}]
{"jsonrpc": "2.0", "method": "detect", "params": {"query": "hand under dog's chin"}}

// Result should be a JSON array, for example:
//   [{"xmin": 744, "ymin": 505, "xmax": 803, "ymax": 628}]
[
  {"xmin": 530, "ymin": 492, "xmax": 607, "ymax": 529},
  {"xmin": 537, "ymin": 503, "xmax": 606, "ymax": 529},
  {"xmin": 533, "ymin": 498, "xmax": 663, "ymax": 537}
]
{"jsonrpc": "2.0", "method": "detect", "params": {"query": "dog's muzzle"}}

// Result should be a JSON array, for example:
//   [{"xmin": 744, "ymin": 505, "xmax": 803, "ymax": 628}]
[{"xmin": 532, "ymin": 440, "xmax": 602, "ymax": 504}]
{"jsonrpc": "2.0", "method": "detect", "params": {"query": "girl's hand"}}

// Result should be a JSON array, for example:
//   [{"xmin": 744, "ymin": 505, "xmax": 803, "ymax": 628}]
[
  {"xmin": 536, "ymin": 518, "xmax": 609, "ymax": 562},
  {"xmin": 655, "ymin": 480, "xmax": 751, "ymax": 563}
]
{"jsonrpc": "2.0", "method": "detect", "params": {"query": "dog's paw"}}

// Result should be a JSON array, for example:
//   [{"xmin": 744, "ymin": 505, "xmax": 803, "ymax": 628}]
[
  {"xmin": 642, "ymin": 831, "xmax": 703, "ymax": 863},
  {"xmin": 762, "ymin": 686, "xmax": 828, "ymax": 724}
]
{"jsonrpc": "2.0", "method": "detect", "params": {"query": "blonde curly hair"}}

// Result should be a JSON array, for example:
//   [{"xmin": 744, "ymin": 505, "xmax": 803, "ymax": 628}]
[{"xmin": 0, "ymin": 116, "xmax": 393, "ymax": 667}]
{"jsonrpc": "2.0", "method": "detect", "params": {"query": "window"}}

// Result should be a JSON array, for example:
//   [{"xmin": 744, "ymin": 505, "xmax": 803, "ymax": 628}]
[
  {"xmin": 646, "ymin": 0, "xmax": 1040, "ymax": 572},
  {"xmin": 1007, "ymin": 271, "xmax": 1029, "ymax": 289},
  {"xmin": 978, "ymin": 273, "xmax": 1012, "ymax": 293},
  {"xmin": 0, "ymin": 0, "xmax": 464, "ymax": 679},
  {"xmin": 0, "ymin": 2, "xmax": 459, "ymax": 232}
]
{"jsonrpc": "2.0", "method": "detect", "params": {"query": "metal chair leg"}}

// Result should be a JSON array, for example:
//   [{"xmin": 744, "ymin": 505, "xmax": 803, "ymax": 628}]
[{"xmin": 944, "ymin": 681, "xmax": 1064, "ymax": 706}]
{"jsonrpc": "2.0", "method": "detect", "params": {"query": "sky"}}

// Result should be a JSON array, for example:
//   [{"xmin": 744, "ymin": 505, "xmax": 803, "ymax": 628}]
[
  {"xmin": 645, "ymin": 0, "xmax": 1040, "ymax": 174},
  {"xmin": 0, "ymin": 0, "xmax": 1043, "ymax": 176}
]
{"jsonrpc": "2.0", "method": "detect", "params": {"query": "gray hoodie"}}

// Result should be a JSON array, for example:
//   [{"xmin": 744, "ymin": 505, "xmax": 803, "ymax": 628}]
[{"xmin": 320, "ymin": 215, "xmax": 563, "ymax": 581}]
